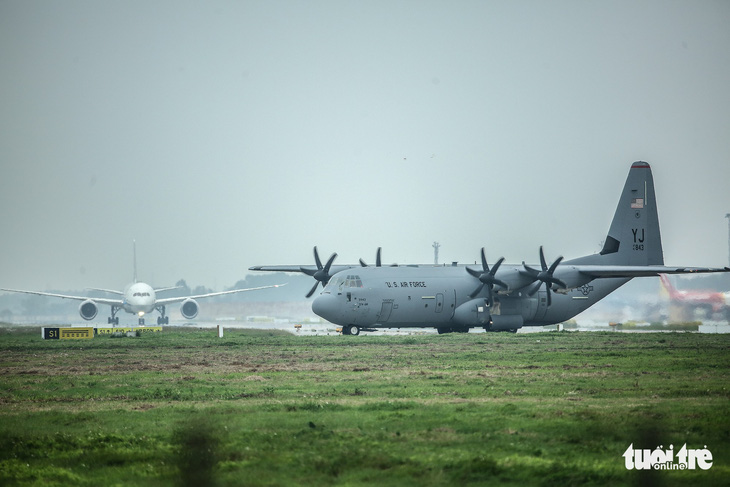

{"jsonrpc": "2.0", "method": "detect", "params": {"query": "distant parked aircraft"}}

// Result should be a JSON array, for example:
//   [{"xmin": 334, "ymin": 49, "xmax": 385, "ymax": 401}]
[
  {"xmin": 2, "ymin": 242, "xmax": 282, "ymax": 325},
  {"xmin": 660, "ymin": 274, "xmax": 730, "ymax": 318}
]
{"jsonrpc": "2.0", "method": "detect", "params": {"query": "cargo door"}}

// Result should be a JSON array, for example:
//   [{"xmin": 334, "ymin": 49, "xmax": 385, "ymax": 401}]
[{"xmin": 379, "ymin": 301, "xmax": 393, "ymax": 323}]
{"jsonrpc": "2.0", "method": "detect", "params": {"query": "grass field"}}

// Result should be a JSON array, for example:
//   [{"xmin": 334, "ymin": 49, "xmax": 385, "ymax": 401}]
[{"xmin": 0, "ymin": 326, "xmax": 728, "ymax": 486}]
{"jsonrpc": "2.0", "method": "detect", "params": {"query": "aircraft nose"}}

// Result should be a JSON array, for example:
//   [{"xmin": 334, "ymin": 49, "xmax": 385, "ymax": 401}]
[{"xmin": 312, "ymin": 293, "xmax": 339, "ymax": 323}]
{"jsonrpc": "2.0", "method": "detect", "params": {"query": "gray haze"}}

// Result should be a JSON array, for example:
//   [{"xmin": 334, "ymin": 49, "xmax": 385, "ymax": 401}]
[{"xmin": 1, "ymin": 1, "xmax": 729, "ymax": 292}]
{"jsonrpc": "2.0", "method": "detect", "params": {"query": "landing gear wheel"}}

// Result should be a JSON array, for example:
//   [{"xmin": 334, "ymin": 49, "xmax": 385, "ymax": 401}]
[
  {"xmin": 343, "ymin": 325, "xmax": 360, "ymax": 336},
  {"xmin": 139, "ymin": 317, "xmax": 145, "ymax": 326}
]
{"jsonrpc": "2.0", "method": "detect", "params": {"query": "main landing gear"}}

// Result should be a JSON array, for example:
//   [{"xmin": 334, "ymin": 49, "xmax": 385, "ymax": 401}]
[
  {"xmin": 108, "ymin": 306, "xmax": 120, "ymax": 325},
  {"xmin": 156, "ymin": 305, "xmax": 169, "ymax": 325}
]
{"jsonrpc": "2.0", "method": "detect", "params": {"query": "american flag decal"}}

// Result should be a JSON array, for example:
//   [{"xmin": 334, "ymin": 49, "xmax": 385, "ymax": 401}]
[{"xmin": 631, "ymin": 198, "xmax": 644, "ymax": 209}]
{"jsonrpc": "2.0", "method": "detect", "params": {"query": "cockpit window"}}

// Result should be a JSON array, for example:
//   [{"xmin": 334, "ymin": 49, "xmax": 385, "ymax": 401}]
[
  {"xmin": 133, "ymin": 292, "xmax": 151, "ymax": 297},
  {"xmin": 344, "ymin": 275, "xmax": 363, "ymax": 288}
]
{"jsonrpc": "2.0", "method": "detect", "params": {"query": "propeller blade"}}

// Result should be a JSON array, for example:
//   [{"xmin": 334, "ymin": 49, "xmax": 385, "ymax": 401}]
[
  {"xmin": 313, "ymin": 246, "xmax": 323, "ymax": 270},
  {"xmin": 359, "ymin": 258, "xmax": 367, "ymax": 267},
  {"xmin": 376, "ymin": 247, "xmax": 382, "ymax": 267},
  {"xmin": 300, "ymin": 267, "xmax": 317, "ymax": 277},
  {"xmin": 490, "ymin": 256, "xmax": 505, "ymax": 274},
  {"xmin": 548, "ymin": 255, "xmax": 564, "ymax": 274},
  {"xmin": 527, "ymin": 282, "xmax": 542, "ymax": 296},
  {"xmin": 469, "ymin": 283, "xmax": 485, "ymax": 299},
  {"xmin": 493, "ymin": 278, "xmax": 509, "ymax": 289},
  {"xmin": 485, "ymin": 285, "xmax": 494, "ymax": 306},
  {"xmin": 323, "ymin": 253, "xmax": 337, "ymax": 273},
  {"xmin": 467, "ymin": 250, "xmax": 508, "ymax": 300},
  {"xmin": 522, "ymin": 247, "xmax": 565, "ymax": 306},
  {"xmin": 480, "ymin": 248, "xmax": 488, "ymax": 272},
  {"xmin": 305, "ymin": 281, "xmax": 320, "ymax": 298},
  {"xmin": 304, "ymin": 247, "xmax": 337, "ymax": 297},
  {"xmin": 547, "ymin": 277, "xmax": 568, "ymax": 289},
  {"xmin": 521, "ymin": 264, "xmax": 540, "ymax": 277},
  {"xmin": 466, "ymin": 267, "xmax": 482, "ymax": 279}
]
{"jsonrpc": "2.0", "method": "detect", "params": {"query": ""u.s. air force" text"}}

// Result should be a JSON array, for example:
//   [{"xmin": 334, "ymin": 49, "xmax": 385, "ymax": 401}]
[{"xmin": 386, "ymin": 281, "xmax": 427, "ymax": 288}]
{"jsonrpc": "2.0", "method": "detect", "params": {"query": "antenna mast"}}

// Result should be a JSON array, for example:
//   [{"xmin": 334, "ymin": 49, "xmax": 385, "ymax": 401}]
[
  {"xmin": 432, "ymin": 241, "xmax": 441, "ymax": 265},
  {"xmin": 133, "ymin": 240, "xmax": 138, "ymax": 283},
  {"xmin": 726, "ymin": 214, "xmax": 730, "ymax": 267}
]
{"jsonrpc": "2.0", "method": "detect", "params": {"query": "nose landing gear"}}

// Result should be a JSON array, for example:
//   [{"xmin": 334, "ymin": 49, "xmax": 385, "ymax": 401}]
[{"xmin": 342, "ymin": 325, "xmax": 360, "ymax": 336}]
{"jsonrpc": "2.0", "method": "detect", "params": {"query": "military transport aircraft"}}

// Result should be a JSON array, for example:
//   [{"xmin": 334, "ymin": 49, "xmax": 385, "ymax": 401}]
[
  {"xmin": 2, "ymin": 242, "xmax": 282, "ymax": 325},
  {"xmin": 251, "ymin": 162, "xmax": 729, "ymax": 335}
]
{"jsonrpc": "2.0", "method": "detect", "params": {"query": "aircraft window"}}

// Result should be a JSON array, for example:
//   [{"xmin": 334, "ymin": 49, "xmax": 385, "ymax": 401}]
[
  {"xmin": 327, "ymin": 277, "xmax": 345, "ymax": 291},
  {"xmin": 343, "ymin": 275, "xmax": 363, "ymax": 288}
]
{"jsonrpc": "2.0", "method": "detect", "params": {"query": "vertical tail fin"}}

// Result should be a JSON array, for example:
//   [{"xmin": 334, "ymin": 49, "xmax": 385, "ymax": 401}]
[
  {"xmin": 598, "ymin": 161, "xmax": 664, "ymax": 266},
  {"xmin": 133, "ymin": 240, "xmax": 138, "ymax": 283}
]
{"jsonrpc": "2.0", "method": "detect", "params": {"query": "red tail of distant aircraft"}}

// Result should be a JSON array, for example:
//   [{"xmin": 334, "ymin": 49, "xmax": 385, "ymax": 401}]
[{"xmin": 659, "ymin": 274, "xmax": 730, "ymax": 313}]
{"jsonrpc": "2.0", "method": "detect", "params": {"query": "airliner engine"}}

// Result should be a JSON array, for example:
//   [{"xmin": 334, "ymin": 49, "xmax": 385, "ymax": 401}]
[
  {"xmin": 180, "ymin": 298, "xmax": 199, "ymax": 319},
  {"xmin": 79, "ymin": 300, "xmax": 98, "ymax": 320}
]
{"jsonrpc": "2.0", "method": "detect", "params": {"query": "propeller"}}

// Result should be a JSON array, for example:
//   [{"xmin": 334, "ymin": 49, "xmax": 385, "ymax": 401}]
[
  {"xmin": 466, "ymin": 248, "xmax": 508, "ymax": 303},
  {"xmin": 301, "ymin": 246, "xmax": 338, "ymax": 298},
  {"xmin": 359, "ymin": 247, "xmax": 382, "ymax": 267},
  {"xmin": 520, "ymin": 246, "xmax": 567, "ymax": 306}
]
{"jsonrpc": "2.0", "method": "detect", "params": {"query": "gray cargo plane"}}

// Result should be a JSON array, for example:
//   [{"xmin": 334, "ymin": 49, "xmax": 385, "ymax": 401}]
[{"xmin": 251, "ymin": 162, "xmax": 729, "ymax": 335}]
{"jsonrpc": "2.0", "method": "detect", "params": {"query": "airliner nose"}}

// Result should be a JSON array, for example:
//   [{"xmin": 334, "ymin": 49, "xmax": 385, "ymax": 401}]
[{"xmin": 312, "ymin": 294, "xmax": 339, "ymax": 323}]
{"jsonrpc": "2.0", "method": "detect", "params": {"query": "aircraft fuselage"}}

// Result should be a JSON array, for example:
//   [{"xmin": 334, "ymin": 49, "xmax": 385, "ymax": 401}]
[
  {"xmin": 312, "ymin": 265, "xmax": 628, "ymax": 332},
  {"xmin": 121, "ymin": 282, "xmax": 157, "ymax": 316}
]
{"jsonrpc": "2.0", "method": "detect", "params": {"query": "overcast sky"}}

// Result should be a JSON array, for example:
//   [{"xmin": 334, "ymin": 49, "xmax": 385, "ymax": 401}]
[{"xmin": 1, "ymin": 1, "xmax": 729, "ymax": 291}]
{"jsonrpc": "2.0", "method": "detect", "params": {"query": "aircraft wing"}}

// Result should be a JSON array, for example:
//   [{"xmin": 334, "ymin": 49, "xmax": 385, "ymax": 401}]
[
  {"xmin": 576, "ymin": 265, "xmax": 730, "ymax": 279},
  {"xmin": 248, "ymin": 265, "xmax": 357, "ymax": 273},
  {"xmin": 155, "ymin": 284, "xmax": 286, "ymax": 305},
  {"xmin": 86, "ymin": 287, "xmax": 123, "ymax": 295},
  {"xmin": 153, "ymin": 286, "xmax": 183, "ymax": 293},
  {"xmin": 0, "ymin": 288, "xmax": 123, "ymax": 306}
]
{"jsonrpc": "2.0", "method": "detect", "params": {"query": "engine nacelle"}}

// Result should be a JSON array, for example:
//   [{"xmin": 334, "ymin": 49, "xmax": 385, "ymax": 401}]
[
  {"xmin": 78, "ymin": 299, "xmax": 98, "ymax": 321},
  {"xmin": 488, "ymin": 315, "xmax": 524, "ymax": 332},
  {"xmin": 453, "ymin": 298, "xmax": 490, "ymax": 326},
  {"xmin": 180, "ymin": 298, "xmax": 199, "ymax": 320}
]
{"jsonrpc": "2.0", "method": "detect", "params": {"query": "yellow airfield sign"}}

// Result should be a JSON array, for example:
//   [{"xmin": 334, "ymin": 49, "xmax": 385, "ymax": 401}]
[
  {"xmin": 42, "ymin": 327, "xmax": 94, "ymax": 340},
  {"xmin": 42, "ymin": 326, "xmax": 162, "ymax": 339},
  {"xmin": 95, "ymin": 327, "xmax": 162, "ymax": 335}
]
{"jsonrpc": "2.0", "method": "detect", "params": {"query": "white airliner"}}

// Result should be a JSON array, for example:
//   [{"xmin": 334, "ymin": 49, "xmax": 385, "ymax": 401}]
[{"xmin": 1, "ymin": 243, "xmax": 283, "ymax": 325}]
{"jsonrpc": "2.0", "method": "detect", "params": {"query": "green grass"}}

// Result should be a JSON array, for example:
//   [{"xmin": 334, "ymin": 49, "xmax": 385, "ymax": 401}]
[{"xmin": 0, "ymin": 327, "xmax": 728, "ymax": 485}]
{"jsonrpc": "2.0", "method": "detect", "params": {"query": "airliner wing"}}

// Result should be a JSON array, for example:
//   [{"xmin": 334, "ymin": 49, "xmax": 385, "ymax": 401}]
[
  {"xmin": 0, "ymin": 288, "xmax": 123, "ymax": 306},
  {"xmin": 153, "ymin": 286, "xmax": 183, "ymax": 293},
  {"xmin": 86, "ymin": 287, "xmax": 123, "ymax": 295},
  {"xmin": 155, "ymin": 284, "xmax": 286, "ymax": 305},
  {"xmin": 577, "ymin": 266, "xmax": 730, "ymax": 279}
]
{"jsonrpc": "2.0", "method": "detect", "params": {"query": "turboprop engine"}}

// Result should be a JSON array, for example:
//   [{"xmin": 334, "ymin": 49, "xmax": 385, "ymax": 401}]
[
  {"xmin": 180, "ymin": 298, "xmax": 199, "ymax": 319},
  {"xmin": 453, "ymin": 299, "xmax": 491, "ymax": 326},
  {"xmin": 78, "ymin": 299, "xmax": 98, "ymax": 321}
]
